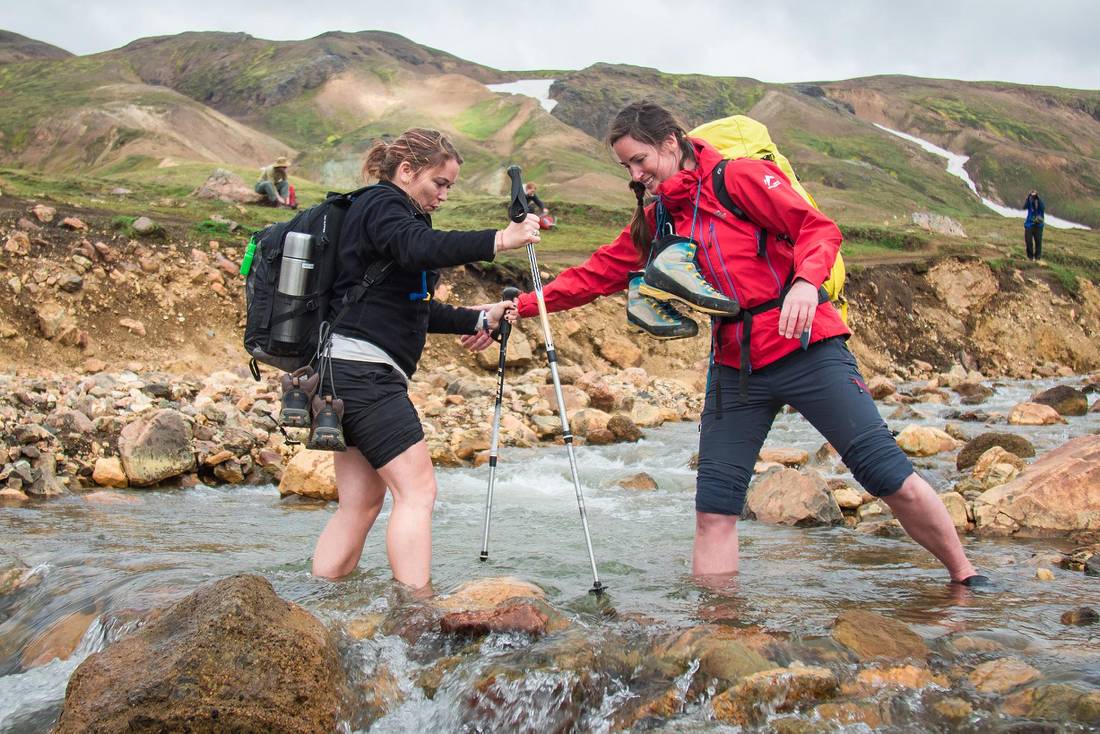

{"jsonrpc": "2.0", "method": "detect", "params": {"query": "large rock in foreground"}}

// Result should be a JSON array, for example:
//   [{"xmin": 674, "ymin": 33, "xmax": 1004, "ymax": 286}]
[
  {"xmin": 118, "ymin": 409, "xmax": 196, "ymax": 486},
  {"xmin": 57, "ymin": 574, "xmax": 347, "ymax": 734},
  {"xmin": 973, "ymin": 435, "xmax": 1100, "ymax": 537}
]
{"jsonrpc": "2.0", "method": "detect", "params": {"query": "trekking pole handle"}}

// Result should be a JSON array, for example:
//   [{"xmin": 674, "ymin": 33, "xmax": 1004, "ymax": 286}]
[
  {"xmin": 499, "ymin": 286, "xmax": 520, "ymax": 340},
  {"xmin": 507, "ymin": 166, "xmax": 529, "ymax": 223}
]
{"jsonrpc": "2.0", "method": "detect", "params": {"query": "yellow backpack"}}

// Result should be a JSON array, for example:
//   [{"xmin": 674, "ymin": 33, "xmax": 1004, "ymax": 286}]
[{"xmin": 690, "ymin": 115, "xmax": 848, "ymax": 324}]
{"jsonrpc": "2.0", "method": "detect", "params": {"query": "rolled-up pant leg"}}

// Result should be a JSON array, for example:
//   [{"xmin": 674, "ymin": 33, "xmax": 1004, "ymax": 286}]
[
  {"xmin": 695, "ymin": 364, "xmax": 782, "ymax": 516},
  {"xmin": 779, "ymin": 339, "xmax": 914, "ymax": 497}
]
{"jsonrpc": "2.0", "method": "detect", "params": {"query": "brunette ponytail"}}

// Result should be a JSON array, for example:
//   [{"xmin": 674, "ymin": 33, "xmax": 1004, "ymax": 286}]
[{"xmin": 361, "ymin": 128, "xmax": 463, "ymax": 183}]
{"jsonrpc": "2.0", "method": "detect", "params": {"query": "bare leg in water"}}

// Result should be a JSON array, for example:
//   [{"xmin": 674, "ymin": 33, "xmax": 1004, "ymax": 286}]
[
  {"xmin": 690, "ymin": 473, "xmax": 977, "ymax": 583},
  {"xmin": 693, "ymin": 511, "xmax": 740, "ymax": 577},
  {"xmin": 311, "ymin": 441, "xmax": 437, "ymax": 588},
  {"xmin": 881, "ymin": 472, "xmax": 976, "ymax": 582}
]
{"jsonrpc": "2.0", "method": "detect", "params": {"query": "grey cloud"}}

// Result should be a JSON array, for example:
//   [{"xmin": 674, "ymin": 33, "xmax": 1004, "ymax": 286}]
[{"xmin": 1, "ymin": 0, "xmax": 1096, "ymax": 88}]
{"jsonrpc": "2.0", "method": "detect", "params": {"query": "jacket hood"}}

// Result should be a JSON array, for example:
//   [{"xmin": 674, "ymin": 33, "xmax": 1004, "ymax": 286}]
[{"xmin": 655, "ymin": 138, "xmax": 723, "ymax": 210}]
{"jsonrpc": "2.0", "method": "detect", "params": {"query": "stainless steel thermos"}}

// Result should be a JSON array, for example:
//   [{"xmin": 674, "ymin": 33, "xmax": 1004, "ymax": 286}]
[{"xmin": 270, "ymin": 232, "xmax": 316, "ymax": 347}]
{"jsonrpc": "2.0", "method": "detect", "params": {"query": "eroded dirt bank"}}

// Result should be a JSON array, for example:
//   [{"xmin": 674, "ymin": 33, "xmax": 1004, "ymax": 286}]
[{"xmin": 1, "ymin": 194, "xmax": 1098, "ymax": 381}]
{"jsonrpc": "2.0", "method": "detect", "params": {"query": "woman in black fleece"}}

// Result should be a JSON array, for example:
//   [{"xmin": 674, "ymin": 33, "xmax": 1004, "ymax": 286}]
[{"xmin": 311, "ymin": 128, "xmax": 541, "ymax": 587}]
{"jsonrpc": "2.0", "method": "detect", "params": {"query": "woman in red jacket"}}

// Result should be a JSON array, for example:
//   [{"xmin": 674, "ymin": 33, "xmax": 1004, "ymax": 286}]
[{"xmin": 509, "ymin": 102, "xmax": 985, "ymax": 586}]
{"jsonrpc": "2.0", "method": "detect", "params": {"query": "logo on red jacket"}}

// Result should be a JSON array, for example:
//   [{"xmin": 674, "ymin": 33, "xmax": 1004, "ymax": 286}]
[{"xmin": 762, "ymin": 174, "xmax": 781, "ymax": 190}]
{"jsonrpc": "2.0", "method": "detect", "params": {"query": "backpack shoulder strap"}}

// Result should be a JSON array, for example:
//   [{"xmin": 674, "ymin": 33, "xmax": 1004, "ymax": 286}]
[
  {"xmin": 315, "ymin": 259, "xmax": 395, "ymax": 361},
  {"xmin": 712, "ymin": 159, "xmax": 792, "ymax": 250},
  {"xmin": 711, "ymin": 161, "xmax": 750, "ymax": 222}
]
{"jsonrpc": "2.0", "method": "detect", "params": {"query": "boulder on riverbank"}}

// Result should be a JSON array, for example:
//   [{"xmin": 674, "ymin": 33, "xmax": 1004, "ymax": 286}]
[
  {"xmin": 117, "ymin": 408, "xmax": 196, "ymax": 486},
  {"xmin": 57, "ymin": 574, "xmax": 348, "ymax": 734},
  {"xmin": 744, "ymin": 468, "xmax": 843, "ymax": 527},
  {"xmin": 956, "ymin": 432, "xmax": 1036, "ymax": 470},
  {"xmin": 973, "ymin": 434, "xmax": 1100, "ymax": 537},
  {"xmin": 1031, "ymin": 385, "xmax": 1089, "ymax": 417}
]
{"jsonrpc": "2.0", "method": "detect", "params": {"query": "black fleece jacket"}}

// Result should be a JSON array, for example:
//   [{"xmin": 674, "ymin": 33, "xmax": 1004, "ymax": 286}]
[{"xmin": 332, "ymin": 181, "xmax": 496, "ymax": 377}]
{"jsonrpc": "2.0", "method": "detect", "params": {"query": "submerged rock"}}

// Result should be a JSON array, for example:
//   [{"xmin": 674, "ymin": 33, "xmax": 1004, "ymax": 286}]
[
  {"xmin": 56, "ymin": 574, "xmax": 348, "ymax": 733},
  {"xmin": 841, "ymin": 664, "xmax": 947, "ymax": 696},
  {"xmin": 21, "ymin": 608, "xmax": 99, "ymax": 669},
  {"xmin": 1002, "ymin": 684, "xmax": 1100, "ymax": 728},
  {"xmin": 653, "ymin": 625, "xmax": 776, "ymax": 686},
  {"xmin": 831, "ymin": 610, "xmax": 928, "ymax": 663},
  {"xmin": 968, "ymin": 657, "xmax": 1042, "ymax": 694},
  {"xmin": 1060, "ymin": 607, "xmax": 1099, "ymax": 625},
  {"xmin": 711, "ymin": 663, "xmax": 838, "ymax": 727},
  {"xmin": 0, "ymin": 549, "xmax": 33, "ymax": 598}
]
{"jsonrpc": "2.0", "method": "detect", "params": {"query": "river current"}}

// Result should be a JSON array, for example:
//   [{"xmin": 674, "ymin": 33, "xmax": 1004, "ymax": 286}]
[{"xmin": 1, "ymin": 377, "xmax": 1097, "ymax": 732}]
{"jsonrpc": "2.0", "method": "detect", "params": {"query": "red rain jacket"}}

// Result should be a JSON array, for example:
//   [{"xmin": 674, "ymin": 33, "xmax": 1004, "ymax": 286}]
[{"xmin": 516, "ymin": 138, "xmax": 848, "ymax": 373}]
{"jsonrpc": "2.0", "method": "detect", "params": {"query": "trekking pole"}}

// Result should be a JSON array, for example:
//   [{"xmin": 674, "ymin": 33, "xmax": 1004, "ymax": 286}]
[
  {"xmin": 480, "ymin": 285, "xmax": 521, "ymax": 562},
  {"xmin": 507, "ymin": 165, "xmax": 606, "ymax": 596}
]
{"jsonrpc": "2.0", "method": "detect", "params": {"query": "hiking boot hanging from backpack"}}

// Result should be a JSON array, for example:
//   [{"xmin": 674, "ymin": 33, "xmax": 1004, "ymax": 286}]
[
  {"xmin": 279, "ymin": 366, "xmax": 320, "ymax": 428},
  {"xmin": 627, "ymin": 272, "xmax": 698, "ymax": 339},
  {"xmin": 640, "ymin": 235, "xmax": 740, "ymax": 318},
  {"xmin": 307, "ymin": 394, "xmax": 347, "ymax": 452}
]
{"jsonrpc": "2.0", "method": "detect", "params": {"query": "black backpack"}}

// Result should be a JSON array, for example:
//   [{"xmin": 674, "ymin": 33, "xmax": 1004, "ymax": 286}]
[{"xmin": 240, "ymin": 186, "xmax": 392, "ymax": 378}]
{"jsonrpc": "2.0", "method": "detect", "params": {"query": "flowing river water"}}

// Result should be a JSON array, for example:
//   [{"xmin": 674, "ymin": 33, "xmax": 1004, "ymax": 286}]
[{"xmin": 1, "ymin": 377, "xmax": 1097, "ymax": 732}]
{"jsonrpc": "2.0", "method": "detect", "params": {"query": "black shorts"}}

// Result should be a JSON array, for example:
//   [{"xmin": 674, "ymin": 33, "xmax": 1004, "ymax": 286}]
[
  {"xmin": 323, "ymin": 359, "xmax": 423, "ymax": 470},
  {"xmin": 696, "ymin": 337, "xmax": 914, "ymax": 516}
]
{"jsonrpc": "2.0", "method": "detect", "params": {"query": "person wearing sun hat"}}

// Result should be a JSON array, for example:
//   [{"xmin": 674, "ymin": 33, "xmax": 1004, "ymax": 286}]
[{"xmin": 255, "ymin": 155, "xmax": 297, "ymax": 208}]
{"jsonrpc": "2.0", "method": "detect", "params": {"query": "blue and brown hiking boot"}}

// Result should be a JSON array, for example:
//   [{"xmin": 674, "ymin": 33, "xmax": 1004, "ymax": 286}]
[
  {"xmin": 640, "ymin": 235, "xmax": 740, "ymax": 317},
  {"xmin": 627, "ymin": 272, "xmax": 698, "ymax": 339}
]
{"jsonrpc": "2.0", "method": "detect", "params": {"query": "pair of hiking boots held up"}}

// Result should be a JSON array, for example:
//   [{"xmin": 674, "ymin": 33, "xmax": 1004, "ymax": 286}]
[
  {"xmin": 628, "ymin": 235, "xmax": 739, "ymax": 339},
  {"xmin": 279, "ymin": 367, "xmax": 347, "ymax": 451}
]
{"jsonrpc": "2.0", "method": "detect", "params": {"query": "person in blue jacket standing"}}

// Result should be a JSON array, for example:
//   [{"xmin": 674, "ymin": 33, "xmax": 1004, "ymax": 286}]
[{"xmin": 1024, "ymin": 190, "xmax": 1045, "ymax": 261}]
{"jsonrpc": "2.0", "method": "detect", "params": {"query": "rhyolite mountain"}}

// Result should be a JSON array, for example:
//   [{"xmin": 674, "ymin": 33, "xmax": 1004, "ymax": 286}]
[{"xmin": 0, "ymin": 29, "xmax": 1097, "ymax": 223}]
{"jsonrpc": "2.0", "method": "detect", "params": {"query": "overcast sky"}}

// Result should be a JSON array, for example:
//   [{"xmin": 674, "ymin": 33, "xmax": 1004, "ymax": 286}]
[{"xmin": 2, "ymin": 0, "xmax": 1097, "ymax": 89}]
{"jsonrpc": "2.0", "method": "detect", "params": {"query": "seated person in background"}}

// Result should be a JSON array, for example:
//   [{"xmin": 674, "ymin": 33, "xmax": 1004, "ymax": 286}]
[
  {"xmin": 255, "ymin": 156, "xmax": 297, "ymax": 209},
  {"xmin": 525, "ymin": 182, "xmax": 548, "ymax": 215}
]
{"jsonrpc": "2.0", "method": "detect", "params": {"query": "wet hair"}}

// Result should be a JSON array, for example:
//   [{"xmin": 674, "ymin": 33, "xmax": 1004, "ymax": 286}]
[
  {"xmin": 362, "ymin": 128, "xmax": 463, "ymax": 183},
  {"xmin": 606, "ymin": 101, "xmax": 696, "ymax": 256}
]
